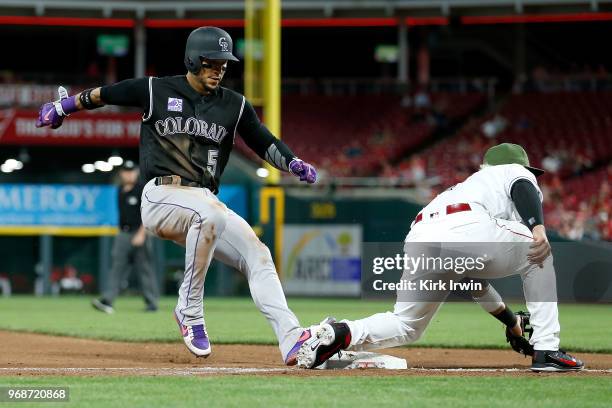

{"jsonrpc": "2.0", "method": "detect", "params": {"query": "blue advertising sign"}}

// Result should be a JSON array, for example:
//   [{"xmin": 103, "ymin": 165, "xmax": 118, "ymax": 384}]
[
  {"xmin": 0, "ymin": 184, "xmax": 118, "ymax": 235},
  {"xmin": 0, "ymin": 184, "xmax": 248, "ymax": 236}
]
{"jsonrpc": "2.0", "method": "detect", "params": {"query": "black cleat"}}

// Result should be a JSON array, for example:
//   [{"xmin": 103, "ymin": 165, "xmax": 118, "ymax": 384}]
[
  {"xmin": 531, "ymin": 350, "xmax": 584, "ymax": 372},
  {"xmin": 145, "ymin": 302, "xmax": 158, "ymax": 312},
  {"xmin": 296, "ymin": 322, "xmax": 351, "ymax": 369}
]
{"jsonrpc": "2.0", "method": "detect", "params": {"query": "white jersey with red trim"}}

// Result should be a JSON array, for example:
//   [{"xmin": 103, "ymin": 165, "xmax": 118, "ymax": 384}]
[
  {"xmin": 352, "ymin": 163, "xmax": 562, "ymax": 355},
  {"xmin": 424, "ymin": 163, "xmax": 542, "ymax": 222}
]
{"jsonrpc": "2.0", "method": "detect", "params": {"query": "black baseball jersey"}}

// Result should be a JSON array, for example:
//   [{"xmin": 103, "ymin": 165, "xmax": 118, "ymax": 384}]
[
  {"xmin": 99, "ymin": 75, "xmax": 297, "ymax": 193},
  {"xmin": 118, "ymin": 183, "xmax": 144, "ymax": 232}
]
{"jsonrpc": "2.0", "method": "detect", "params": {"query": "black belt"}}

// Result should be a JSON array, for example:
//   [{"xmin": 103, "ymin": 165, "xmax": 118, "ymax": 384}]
[{"xmin": 154, "ymin": 175, "xmax": 203, "ymax": 188}]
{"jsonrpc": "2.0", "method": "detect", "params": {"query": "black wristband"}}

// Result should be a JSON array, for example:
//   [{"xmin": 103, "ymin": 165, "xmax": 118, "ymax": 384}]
[
  {"xmin": 79, "ymin": 88, "xmax": 98, "ymax": 110},
  {"xmin": 493, "ymin": 306, "xmax": 517, "ymax": 327}
]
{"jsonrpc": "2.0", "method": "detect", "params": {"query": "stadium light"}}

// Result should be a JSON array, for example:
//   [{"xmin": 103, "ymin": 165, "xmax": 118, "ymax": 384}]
[
  {"xmin": 108, "ymin": 155, "xmax": 124, "ymax": 166},
  {"xmin": 3, "ymin": 159, "xmax": 23, "ymax": 171},
  {"xmin": 82, "ymin": 164, "xmax": 96, "ymax": 173},
  {"xmin": 94, "ymin": 161, "xmax": 113, "ymax": 172},
  {"xmin": 256, "ymin": 167, "xmax": 270, "ymax": 178},
  {"xmin": 0, "ymin": 163, "xmax": 13, "ymax": 173}
]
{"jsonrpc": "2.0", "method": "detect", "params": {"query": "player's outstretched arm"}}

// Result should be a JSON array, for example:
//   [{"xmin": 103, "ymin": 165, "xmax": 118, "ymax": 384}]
[
  {"xmin": 36, "ymin": 78, "xmax": 149, "ymax": 129},
  {"xmin": 238, "ymin": 99, "xmax": 317, "ymax": 184}
]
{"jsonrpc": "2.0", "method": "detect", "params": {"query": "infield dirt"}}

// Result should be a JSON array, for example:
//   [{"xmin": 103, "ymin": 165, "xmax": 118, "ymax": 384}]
[{"xmin": 1, "ymin": 330, "xmax": 610, "ymax": 377}]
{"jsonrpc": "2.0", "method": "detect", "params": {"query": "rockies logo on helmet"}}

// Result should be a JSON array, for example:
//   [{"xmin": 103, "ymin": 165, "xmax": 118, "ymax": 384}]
[
  {"xmin": 219, "ymin": 37, "xmax": 229, "ymax": 52},
  {"xmin": 184, "ymin": 27, "xmax": 239, "ymax": 73}
]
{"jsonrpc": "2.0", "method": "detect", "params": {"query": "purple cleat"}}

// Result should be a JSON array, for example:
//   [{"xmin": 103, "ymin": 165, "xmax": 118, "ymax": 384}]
[
  {"xmin": 285, "ymin": 329, "xmax": 313, "ymax": 366},
  {"xmin": 174, "ymin": 311, "xmax": 211, "ymax": 357},
  {"xmin": 285, "ymin": 317, "xmax": 336, "ymax": 366}
]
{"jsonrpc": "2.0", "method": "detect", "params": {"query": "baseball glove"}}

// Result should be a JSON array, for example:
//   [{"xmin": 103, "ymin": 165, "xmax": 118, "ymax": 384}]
[{"xmin": 506, "ymin": 311, "xmax": 534, "ymax": 356}]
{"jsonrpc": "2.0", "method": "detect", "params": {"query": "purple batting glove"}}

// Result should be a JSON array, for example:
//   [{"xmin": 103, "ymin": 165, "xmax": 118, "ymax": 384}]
[
  {"xmin": 36, "ymin": 86, "xmax": 78, "ymax": 129},
  {"xmin": 36, "ymin": 102, "xmax": 64, "ymax": 129},
  {"xmin": 289, "ymin": 159, "xmax": 317, "ymax": 184}
]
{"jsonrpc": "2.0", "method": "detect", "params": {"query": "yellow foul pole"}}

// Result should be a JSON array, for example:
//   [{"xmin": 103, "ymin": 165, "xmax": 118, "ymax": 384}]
[
  {"xmin": 244, "ymin": 0, "xmax": 254, "ymax": 103},
  {"xmin": 263, "ymin": 0, "xmax": 281, "ymax": 184},
  {"xmin": 244, "ymin": 0, "xmax": 259, "ymax": 105}
]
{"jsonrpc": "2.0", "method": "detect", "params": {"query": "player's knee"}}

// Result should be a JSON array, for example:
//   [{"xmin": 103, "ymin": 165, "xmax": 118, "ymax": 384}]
[
  {"xmin": 204, "ymin": 205, "xmax": 229, "ymax": 235},
  {"xmin": 253, "ymin": 240, "xmax": 272, "ymax": 258},
  {"xmin": 244, "ymin": 243, "xmax": 275, "ymax": 278},
  {"xmin": 394, "ymin": 312, "xmax": 427, "ymax": 343},
  {"xmin": 397, "ymin": 321, "xmax": 425, "ymax": 344}
]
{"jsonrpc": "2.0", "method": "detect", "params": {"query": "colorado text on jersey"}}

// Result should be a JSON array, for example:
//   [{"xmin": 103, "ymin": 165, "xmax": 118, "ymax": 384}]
[{"xmin": 153, "ymin": 116, "xmax": 228, "ymax": 144}]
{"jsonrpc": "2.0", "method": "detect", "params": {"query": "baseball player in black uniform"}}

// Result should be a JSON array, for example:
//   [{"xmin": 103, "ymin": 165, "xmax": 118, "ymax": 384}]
[{"xmin": 36, "ymin": 27, "xmax": 318, "ymax": 365}]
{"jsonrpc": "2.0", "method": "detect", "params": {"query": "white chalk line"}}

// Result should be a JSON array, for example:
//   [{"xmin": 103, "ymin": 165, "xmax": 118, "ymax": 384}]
[
  {"xmin": 0, "ymin": 367, "xmax": 610, "ymax": 375},
  {"xmin": 409, "ymin": 368, "xmax": 612, "ymax": 373},
  {"xmin": 0, "ymin": 367, "xmax": 287, "ymax": 375}
]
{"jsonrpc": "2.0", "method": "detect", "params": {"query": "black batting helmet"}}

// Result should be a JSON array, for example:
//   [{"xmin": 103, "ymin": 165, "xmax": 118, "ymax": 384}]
[{"xmin": 184, "ymin": 26, "xmax": 239, "ymax": 73}]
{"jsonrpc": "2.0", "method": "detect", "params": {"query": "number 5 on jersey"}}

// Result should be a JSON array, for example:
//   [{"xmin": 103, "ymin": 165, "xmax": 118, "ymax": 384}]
[{"xmin": 207, "ymin": 149, "xmax": 219, "ymax": 175}]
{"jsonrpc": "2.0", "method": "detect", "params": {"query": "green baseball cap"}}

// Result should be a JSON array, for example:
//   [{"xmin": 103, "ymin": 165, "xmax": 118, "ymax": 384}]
[{"xmin": 483, "ymin": 143, "xmax": 544, "ymax": 176}]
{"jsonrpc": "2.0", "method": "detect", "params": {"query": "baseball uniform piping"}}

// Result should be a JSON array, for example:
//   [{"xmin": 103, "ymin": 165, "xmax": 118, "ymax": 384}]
[
  {"xmin": 232, "ymin": 95, "xmax": 246, "ymax": 143},
  {"xmin": 142, "ymin": 76, "xmax": 155, "ymax": 122},
  {"xmin": 144, "ymin": 190, "xmax": 203, "ymax": 323},
  {"xmin": 493, "ymin": 218, "xmax": 533, "ymax": 240}
]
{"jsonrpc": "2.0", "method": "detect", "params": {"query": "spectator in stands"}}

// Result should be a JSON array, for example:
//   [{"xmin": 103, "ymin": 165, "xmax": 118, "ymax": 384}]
[
  {"xmin": 512, "ymin": 73, "xmax": 528, "ymax": 94},
  {"xmin": 412, "ymin": 86, "xmax": 431, "ymax": 122},
  {"xmin": 407, "ymin": 155, "xmax": 426, "ymax": 184},
  {"xmin": 344, "ymin": 140, "xmax": 363, "ymax": 158},
  {"xmin": 369, "ymin": 127, "xmax": 393, "ymax": 147},
  {"xmin": 542, "ymin": 153, "xmax": 562, "ymax": 174},
  {"xmin": 92, "ymin": 160, "xmax": 159, "ymax": 314},
  {"xmin": 481, "ymin": 114, "xmax": 507, "ymax": 139},
  {"xmin": 428, "ymin": 97, "xmax": 449, "ymax": 129},
  {"xmin": 514, "ymin": 115, "xmax": 531, "ymax": 132},
  {"xmin": 581, "ymin": 201, "xmax": 601, "ymax": 240},
  {"xmin": 572, "ymin": 147, "xmax": 594, "ymax": 176},
  {"xmin": 414, "ymin": 87, "xmax": 431, "ymax": 110},
  {"xmin": 400, "ymin": 92, "xmax": 412, "ymax": 108},
  {"xmin": 531, "ymin": 65, "xmax": 551, "ymax": 92}
]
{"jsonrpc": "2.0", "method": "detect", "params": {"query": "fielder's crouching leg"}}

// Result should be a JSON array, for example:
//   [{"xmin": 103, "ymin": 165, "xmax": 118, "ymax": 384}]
[{"xmin": 344, "ymin": 301, "xmax": 442, "ymax": 352}]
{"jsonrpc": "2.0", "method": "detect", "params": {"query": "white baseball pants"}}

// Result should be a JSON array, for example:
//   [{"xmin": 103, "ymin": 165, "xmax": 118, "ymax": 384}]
[
  {"xmin": 346, "ymin": 210, "xmax": 561, "ymax": 352},
  {"xmin": 140, "ymin": 179, "xmax": 302, "ymax": 358}
]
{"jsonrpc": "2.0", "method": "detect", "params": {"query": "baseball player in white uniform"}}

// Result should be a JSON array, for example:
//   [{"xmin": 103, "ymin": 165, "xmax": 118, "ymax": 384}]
[{"xmin": 298, "ymin": 143, "xmax": 584, "ymax": 372}]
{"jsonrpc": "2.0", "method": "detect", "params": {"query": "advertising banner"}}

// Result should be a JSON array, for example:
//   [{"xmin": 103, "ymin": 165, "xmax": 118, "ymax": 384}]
[
  {"xmin": 0, "ymin": 184, "xmax": 248, "ymax": 236},
  {"xmin": 282, "ymin": 224, "xmax": 362, "ymax": 296},
  {"xmin": 0, "ymin": 184, "xmax": 119, "ymax": 235},
  {"xmin": 0, "ymin": 109, "xmax": 141, "ymax": 146}
]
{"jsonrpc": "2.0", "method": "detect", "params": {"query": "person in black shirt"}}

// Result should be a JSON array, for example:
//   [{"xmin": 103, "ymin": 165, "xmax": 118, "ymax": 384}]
[
  {"xmin": 92, "ymin": 160, "xmax": 159, "ymax": 314},
  {"xmin": 36, "ymin": 27, "xmax": 317, "ymax": 365}
]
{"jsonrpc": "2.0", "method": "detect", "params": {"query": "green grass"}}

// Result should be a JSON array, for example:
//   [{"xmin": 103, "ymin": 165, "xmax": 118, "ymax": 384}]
[
  {"xmin": 0, "ymin": 296, "xmax": 610, "ymax": 352},
  {"xmin": 1, "ymin": 376, "xmax": 610, "ymax": 408}
]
